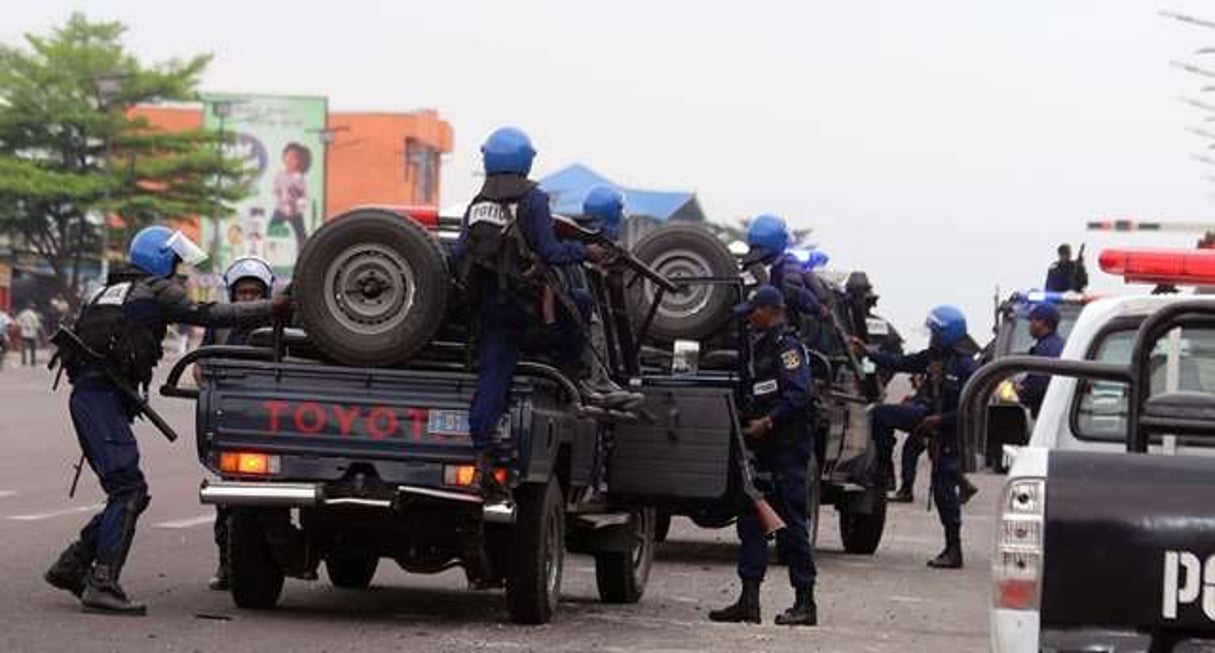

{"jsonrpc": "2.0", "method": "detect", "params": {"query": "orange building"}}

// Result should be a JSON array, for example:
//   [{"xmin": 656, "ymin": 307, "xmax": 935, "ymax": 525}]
[{"xmin": 130, "ymin": 103, "xmax": 453, "ymax": 228}]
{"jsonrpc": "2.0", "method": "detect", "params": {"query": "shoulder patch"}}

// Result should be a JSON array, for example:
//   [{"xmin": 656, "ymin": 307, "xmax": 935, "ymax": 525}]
[
  {"xmin": 94, "ymin": 282, "xmax": 132, "ymax": 307},
  {"xmin": 781, "ymin": 348, "xmax": 802, "ymax": 370}
]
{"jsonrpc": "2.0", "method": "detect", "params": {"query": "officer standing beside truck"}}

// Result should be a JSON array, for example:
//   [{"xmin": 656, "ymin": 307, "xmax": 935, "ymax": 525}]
[
  {"xmin": 192, "ymin": 256, "xmax": 276, "ymax": 591},
  {"xmin": 709, "ymin": 285, "xmax": 818, "ymax": 627},
  {"xmin": 455, "ymin": 127, "xmax": 608, "ymax": 499},
  {"xmin": 1017, "ymin": 302, "xmax": 1065, "ymax": 418},
  {"xmin": 855, "ymin": 305, "xmax": 976, "ymax": 569},
  {"xmin": 43, "ymin": 227, "xmax": 288, "ymax": 614}
]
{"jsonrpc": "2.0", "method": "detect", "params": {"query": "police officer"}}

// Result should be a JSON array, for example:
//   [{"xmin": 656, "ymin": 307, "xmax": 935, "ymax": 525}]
[
  {"xmin": 43, "ymin": 228, "xmax": 288, "ymax": 614},
  {"xmin": 741, "ymin": 214, "xmax": 832, "ymax": 342},
  {"xmin": 1045, "ymin": 244, "xmax": 1088, "ymax": 293},
  {"xmin": 710, "ymin": 285, "xmax": 817, "ymax": 626},
  {"xmin": 1017, "ymin": 302, "xmax": 1065, "ymax": 417},
  {"xmin": 456, "ymin": 127, "xmax": 607, "ymax": 498},
  {"xmin": 856, "ymin": 306, "xmax": 976, "ymax": 569},
  {"xmin": 192, "ymin": 256, "xmax": 276, "ymax": 591}
]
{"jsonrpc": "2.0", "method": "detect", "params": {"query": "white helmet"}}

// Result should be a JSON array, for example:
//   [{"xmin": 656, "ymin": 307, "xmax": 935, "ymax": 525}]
[{"xmin": 223, "ymin": 257, "xmax": 274, "ymax": 300}]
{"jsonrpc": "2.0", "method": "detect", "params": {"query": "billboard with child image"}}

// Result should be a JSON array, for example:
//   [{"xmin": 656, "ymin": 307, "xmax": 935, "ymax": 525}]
[{"xmin": 201, "ymin": 93, "xmax": 327, "ymax": 278}]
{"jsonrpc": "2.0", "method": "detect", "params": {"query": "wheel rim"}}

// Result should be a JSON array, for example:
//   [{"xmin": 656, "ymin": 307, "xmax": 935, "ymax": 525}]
[
  {"xmin": 323, "ymin": 243, "xmax": 417, "ymax": 336},
  {"xmin": 631, "ymin": 510, "xmax": 654, "ymax": 582},
  {"xmin": 544, "ymin": 501, "xmax": 562, "ymax": 601},
  {"xmin": 643, "ymin": 249, "xmax": 716, "ymax": 320}
]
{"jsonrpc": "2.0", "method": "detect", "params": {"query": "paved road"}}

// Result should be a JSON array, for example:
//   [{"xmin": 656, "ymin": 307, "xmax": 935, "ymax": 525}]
[{"xmin": 0, "ymin": 359, "xmax": 994, "ymax": 652}]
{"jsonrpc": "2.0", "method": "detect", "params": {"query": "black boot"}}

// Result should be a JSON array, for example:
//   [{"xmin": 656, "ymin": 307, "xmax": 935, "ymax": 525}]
[
  {"xmin": 475, "ymin": 450, "xmax": 509, "ymax": 502},
  {"xmin": 80, "ymin": 564, "xmax": 147, "ymax": 615},
  {"xmin": 208, "ymin": 561, "xmax": 229, "ymax": 591},
  {"xmin": 708, "ymin": 579, "xmax": 761, "ymax": 624},
  {"xmin": 774, "ymin": 587, "xmax": 818, "ymax": 626},
  {"xmin": 890, "ymin": 486, "xmax": 914, "ymax": 503},
  {"xmin": 45, "ymin": 541, "xmax": 92, "ymax": 597},
  {"xmin": 927, "ymin": 543, "xmax": 964, "ymax": 569}
]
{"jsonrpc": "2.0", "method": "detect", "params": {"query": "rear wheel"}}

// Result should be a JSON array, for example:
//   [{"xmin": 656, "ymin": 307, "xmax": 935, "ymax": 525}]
[
  {"xmin": 228, "ymin": 509, "xmax": 285, "ymax": 609},
  {"xmin": 594, "ymin": 508, "xmax": 656, "ymax": 604},
  {"xmin": 839, "ymin": 488, "xmax": 888, "ymax": 555},
  {"xmin": 506, "ymin": 479, "xmax": 565, "ymax": 624},
  {"xmin": 653, "ymin": 512, "xmax": 672, "ymax": 544},
  {"xmin": 294, "ymin": 209, "xmax": 449, "ymax": 367},
  {"xmin": 326, "ymin": 552, "xmax": 378, "ymax": 589},
  {"xmin": 630, "ymin": 224, "xmax": 738, "ymax": 342}
]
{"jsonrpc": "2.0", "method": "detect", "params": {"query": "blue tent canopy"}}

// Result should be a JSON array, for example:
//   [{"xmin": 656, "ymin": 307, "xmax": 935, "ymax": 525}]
[{"xmin": 538, "ymin": 163, "xmax": 705, "ymax": 222}]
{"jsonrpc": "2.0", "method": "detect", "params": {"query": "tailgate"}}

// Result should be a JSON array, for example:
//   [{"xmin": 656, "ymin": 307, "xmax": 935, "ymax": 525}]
[
  {"xmin": 1042, "ymin": 450, "xmax": 1215, "ymax": 633},
  {"xmin": 198, "ymin": 360, "xmax": 521, "ymax": 467}
]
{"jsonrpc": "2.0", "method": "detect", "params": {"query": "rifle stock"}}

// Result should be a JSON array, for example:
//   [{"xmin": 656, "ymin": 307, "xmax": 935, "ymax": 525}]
[{"xmin": 729, "ymin": 405, "xmax": 786, "ymax": 538}]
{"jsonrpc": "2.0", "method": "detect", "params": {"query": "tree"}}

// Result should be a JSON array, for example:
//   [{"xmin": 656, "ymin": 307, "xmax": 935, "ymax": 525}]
[{"xmin": 0, "ymin": 13, "xmax": 250, "ymax": 308}]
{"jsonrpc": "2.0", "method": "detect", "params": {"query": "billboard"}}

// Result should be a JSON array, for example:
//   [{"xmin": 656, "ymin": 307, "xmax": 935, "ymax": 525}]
[{"xmin": 202, "ymin": 94, "xmax": 327, "ymax": 278}]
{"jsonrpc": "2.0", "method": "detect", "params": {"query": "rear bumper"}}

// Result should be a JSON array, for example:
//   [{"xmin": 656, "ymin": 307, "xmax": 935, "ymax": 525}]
[{"xmin": 199, "ymin": 479, "xmax": 515, "ymax": 523}]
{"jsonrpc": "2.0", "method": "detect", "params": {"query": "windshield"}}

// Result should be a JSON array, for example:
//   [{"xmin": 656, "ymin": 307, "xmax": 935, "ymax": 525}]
[{"xmin": 1074, "ymin": 325, "xmax": 1215, "ymax": 443}]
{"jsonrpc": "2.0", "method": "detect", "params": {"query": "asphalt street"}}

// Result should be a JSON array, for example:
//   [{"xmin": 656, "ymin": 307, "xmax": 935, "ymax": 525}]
[{"xmin": 0, "ymin": 353, "xmax": 994, "ymax": 652}]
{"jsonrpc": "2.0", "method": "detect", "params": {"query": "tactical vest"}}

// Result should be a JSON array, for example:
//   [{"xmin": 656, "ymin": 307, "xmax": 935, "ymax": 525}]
[
  {"xmin": 461, "ymin": 175, "xmax": 538, "ymax": 292},
  {"xmin": 66, "ymin": 278, "xmax": 165, "ymax": 390}
]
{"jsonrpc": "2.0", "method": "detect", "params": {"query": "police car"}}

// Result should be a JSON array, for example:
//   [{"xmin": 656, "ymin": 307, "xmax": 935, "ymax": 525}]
[{"xmin": 961, "ymin": 247, "xmax": 1215, "ymax": 652}]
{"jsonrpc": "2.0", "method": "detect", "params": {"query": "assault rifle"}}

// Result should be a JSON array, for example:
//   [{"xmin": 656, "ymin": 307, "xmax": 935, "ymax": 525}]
[{"xmin": 551, "ymin": 215, "xmax": 680, "ymax": 294}]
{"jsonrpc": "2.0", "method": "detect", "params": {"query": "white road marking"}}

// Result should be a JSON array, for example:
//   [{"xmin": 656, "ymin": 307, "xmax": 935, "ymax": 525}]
[
  {"xmin": 0, "ymin": 491, "xmax": 16, "ymax": 499},
  {"xmin": 889, "ymin": 595, "xmax": 931, "ymax": 604},
  {"xmin": 154, "ymin": 515, "xmax": 214, "ymax": 529},
  {"xmin": 6, "ymin": 504, "xmax": 104, "ymax": 521}
]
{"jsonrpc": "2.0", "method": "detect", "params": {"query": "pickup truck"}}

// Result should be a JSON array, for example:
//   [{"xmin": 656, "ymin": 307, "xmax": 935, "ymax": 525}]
[
  {"xmin": 961, "ymin": 247, "xmax": 1215, "ymax": 652},
  {"xmin": 161, "ymin": 210, "xmax": 893, "ymax": 625}
]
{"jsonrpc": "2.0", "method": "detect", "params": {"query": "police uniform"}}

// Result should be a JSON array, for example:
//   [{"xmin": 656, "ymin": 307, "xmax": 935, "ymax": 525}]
[
  {"xmin": 1021, "ymin": 331, "xmax": 1064, "ymax": 417},
  {"xmin": 45, "ymin": 242, "xmax": 276, "ymax": 613},
  {"xmin": 738, "ymin": 325, "xmax": 817, "ymax": 592},
  {"xmin": 710, "ymin": 285, "xmax": 817, "ymax": 626},
  {"xmin": 457, "ymin": 173, "xmax": 587, "ymax": 455},
  {"xmin": 868, "ymin": 345, "xmax": 977, "ymax": 566}
]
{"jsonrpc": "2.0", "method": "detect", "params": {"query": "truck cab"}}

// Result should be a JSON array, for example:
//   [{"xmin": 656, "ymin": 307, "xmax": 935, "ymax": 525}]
[{"xmin": 962, "ymin": 248, "xmax": 1215, "ymax": 652}]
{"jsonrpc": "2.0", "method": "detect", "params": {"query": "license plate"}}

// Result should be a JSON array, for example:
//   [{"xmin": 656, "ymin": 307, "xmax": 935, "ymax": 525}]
[{"xmin": 428, "ymin": 409, "xmax": 471, "ymax": 436}]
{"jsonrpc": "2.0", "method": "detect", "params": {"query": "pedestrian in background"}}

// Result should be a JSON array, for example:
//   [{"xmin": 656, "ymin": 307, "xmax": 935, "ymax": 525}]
[
  {"xmin": 0, "ymin": 308, "xmax": 11, "ymax": 370},
  {"xmin": 17, "ymin": 304, "xmax": 43, "ymax": 366}
]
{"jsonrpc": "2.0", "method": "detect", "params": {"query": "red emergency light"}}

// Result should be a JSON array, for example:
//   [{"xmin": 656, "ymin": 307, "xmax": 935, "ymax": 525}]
[{"xmin": 1099, "ymin": 247, "xmax": 1215, "ymax": 285}]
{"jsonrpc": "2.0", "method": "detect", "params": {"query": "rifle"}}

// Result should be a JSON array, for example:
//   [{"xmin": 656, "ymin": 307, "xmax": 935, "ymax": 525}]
[
  {"xmin": 729, "ymin": 403, "xmax": 786, "ymax": 538},
  {"xmin": 552, "ymin": 216, "xmax": 680, "ymax": 294},
  {"xmin": 49, "ymin": 326, "xmax": 179, "ymax": 444},
  {"xmin": 829, "ymin": 310, "xmax": 882, "ymax": 402}
]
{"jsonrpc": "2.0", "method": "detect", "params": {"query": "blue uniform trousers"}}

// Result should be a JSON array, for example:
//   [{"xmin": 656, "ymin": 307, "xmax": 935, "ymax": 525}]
[
  {"xmin": 69, "ymin": 379, "xmax": 149, "ymax": 567},
  {"xmin": 737, "ymin": 441, "xmax": 816, "ymax": 590},
  {"xmin": 469, "ymin": 290, "xmax": 584, "ymax": 451},
  {"xmin": 870, "ymin": 402, "xmax": 929, "ymax": 488},
  {"xmin": 932, "ymin": 442, "xmax": 963, "ymax": 546}
]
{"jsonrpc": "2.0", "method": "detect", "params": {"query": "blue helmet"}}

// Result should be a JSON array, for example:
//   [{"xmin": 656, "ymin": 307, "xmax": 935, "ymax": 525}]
[
  {"xmin": 582, "ymin": 186, "xmax": 625, "ymax": 240},
  {"xmin": 481, "ymin": 127, "xmax": 536, "ymax": 176},
  {"xmin": 129, "ymin": 226, "xmax": 208, "ymax": 278},
  {"xmin": 925, "ymin": 305, "xmax": 967, "ymax": 349},
  {"xmin": 745, "ymin": 214, "xmax": 791, "ymax": 258}
]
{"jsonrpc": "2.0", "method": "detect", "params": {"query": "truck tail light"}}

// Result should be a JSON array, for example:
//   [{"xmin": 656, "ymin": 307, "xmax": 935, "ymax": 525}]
[
  {"xmin": 993, "ymin": 478, "xmax": 1045, "ymax": 611},
  {"xmin": 219, "ymin": 452, "xmax": 281, "ymax": 476},
  {"xmin": 444, "ymin": 464, "xmax": 507, "ymax": 488}
]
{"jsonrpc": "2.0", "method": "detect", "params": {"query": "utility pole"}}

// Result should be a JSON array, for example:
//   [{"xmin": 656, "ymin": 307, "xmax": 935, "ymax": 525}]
[{"xmin": 90, "ymin": 75, "xmax": 126, "ymax": 284}]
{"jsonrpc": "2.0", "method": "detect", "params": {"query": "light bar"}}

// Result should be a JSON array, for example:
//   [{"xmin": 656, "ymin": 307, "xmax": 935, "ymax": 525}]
[{"xmin": 1099, "ymin": 247, "xmax": 1215, "ymax": 285}]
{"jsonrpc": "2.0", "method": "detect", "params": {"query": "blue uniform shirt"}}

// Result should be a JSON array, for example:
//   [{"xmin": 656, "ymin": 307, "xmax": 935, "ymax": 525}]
[
  {"xmin": 869, "ymin": 347, "xmax": 977, "ymax": 433},
  {"xmin": 1021, "ymin": 331, "xmax": 1065, "ymax": 414},
  {"xmin": 750, "ymin": 327, "xmax": 814, "ymax": 427}
]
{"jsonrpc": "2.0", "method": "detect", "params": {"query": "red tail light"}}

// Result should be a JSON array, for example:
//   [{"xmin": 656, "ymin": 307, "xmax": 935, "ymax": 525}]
[{"xmin": 1099, "ymin": 248, "xmax": 1215, "ymax": 285}]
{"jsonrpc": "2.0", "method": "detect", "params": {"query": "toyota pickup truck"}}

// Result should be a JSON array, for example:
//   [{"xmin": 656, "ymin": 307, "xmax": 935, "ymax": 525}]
[{"xmin": 961, "ymin": 247, "xmax": 1215, "ymax": 652}]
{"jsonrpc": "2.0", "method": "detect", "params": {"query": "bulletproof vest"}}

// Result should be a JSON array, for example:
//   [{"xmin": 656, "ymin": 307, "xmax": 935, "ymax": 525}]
[
  {"xmin": 68, "ymin": 275, "xmax": 165, "ymax": 390},
  {"xmin": 461, "ymin": 175, "xmax": 538, "ymax": 289}
]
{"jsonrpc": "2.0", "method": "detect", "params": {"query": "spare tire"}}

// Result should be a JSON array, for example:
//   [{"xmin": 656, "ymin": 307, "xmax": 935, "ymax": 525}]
[
  {"xmin": 294, "ymin": 209, "xmax": 448, "ymax": 367},
  {"xmin": 630, "ymin": 224, "xmax": 738, "ymax": 341}
]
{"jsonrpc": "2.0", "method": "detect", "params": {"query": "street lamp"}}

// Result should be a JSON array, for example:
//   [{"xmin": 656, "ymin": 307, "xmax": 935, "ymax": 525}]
[
  {"xmin": 90, "ymin": 74, "xmax": 126, "ymax": 282},
  {"xmin": 207, "ymin": 99, "xmax": 238, "ymax": 266},
  {"xmin": 308, "ymin": 125, "xmax": 349, "ymax": 228}
]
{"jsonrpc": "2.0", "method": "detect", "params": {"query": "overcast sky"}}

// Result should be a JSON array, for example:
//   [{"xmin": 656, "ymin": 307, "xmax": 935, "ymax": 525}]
[{"xmin": 5, "ymin": 1, "xmax": 1215, "ymax": 341}]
